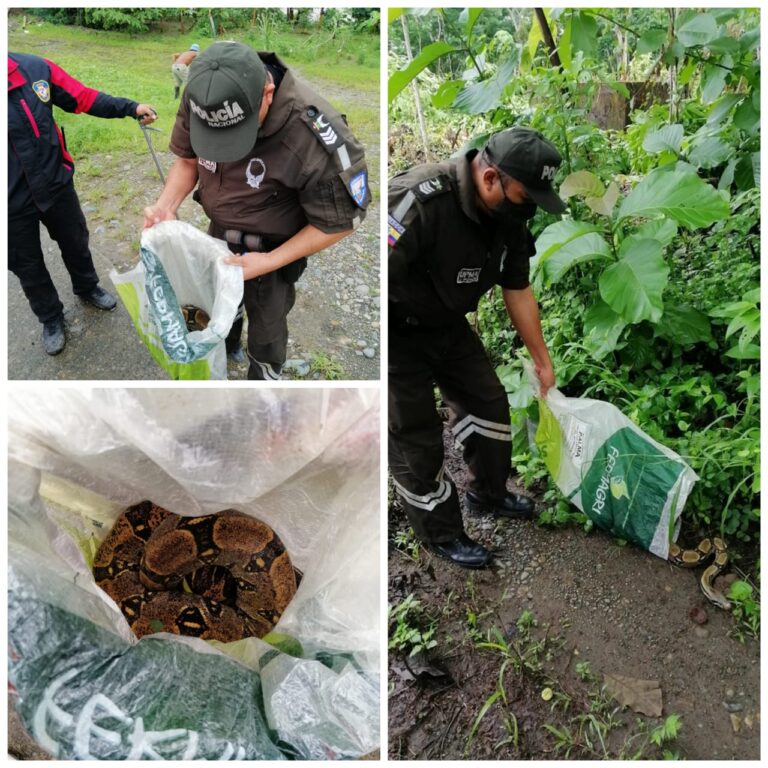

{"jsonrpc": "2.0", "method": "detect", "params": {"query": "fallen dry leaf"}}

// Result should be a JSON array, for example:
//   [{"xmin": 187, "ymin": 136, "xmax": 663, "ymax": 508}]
[{"xmin": 603, "ymin": 673, "xmax": 663, "ymax": 717}]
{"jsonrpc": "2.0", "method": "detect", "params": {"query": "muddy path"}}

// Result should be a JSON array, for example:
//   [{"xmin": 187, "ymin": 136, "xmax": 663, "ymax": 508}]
[
  {"xmin": 8, "ymin": 78, "xmax": 380, "ymax": 381},
  {"xmin": 388, "ymin": 421, "xmax": 760, "ymax": 760}
]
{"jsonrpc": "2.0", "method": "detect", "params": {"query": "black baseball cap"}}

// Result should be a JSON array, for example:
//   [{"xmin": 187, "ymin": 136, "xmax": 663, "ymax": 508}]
[
  {"xmin": 485, "ymin": 127, "xmax": 566, "ymax": 213},
  {"xmin": 186, "ymin": 42, "xmax": 266, "ymax": 162}
]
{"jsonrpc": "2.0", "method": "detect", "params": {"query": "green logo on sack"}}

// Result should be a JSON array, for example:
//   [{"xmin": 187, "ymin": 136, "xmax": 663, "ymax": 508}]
[
  {"xmin": 580, "ymin": 427, "xmax": 685, "ymax": 550},
  {"xmin": 140, "ymin": 247, "xmax": 218, "ymax": 364}
]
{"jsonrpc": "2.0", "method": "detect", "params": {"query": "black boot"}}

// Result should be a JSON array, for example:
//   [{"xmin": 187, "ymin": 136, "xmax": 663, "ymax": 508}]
[
  {"xmin": 42, "ymin": 316, "xmax": 66, "ymax": 355},
  {"xmin": 78, "ymin": 285, "xmax": 117, "ymax": 311},
  {"xmin": 466, "ymin": 489, "xmax": 535, "ymax": 519},
  {"xmin": 428, "ymin": 532, "xmax": 491, "ymax": 568}
]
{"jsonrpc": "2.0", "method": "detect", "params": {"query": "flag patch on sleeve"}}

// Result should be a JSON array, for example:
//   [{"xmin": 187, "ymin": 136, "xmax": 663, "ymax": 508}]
[{"xmin": 388, "ymin": 214, "xmax": 405, "ymax": 246}]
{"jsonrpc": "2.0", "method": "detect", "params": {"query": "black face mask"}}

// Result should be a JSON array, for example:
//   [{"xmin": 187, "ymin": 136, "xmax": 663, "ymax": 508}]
[{"xmin": 490, "ymin": 178, "xmax": 537, "ymax": 221}]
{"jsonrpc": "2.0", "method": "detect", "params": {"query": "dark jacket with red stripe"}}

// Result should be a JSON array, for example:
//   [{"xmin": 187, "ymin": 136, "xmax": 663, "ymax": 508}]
[{"xmin": 8, "ymin": 53, "xmax": 139, "ymax": 216}]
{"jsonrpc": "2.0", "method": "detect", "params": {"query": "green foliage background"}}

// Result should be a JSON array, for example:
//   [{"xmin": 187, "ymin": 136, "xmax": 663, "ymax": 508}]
[{"xmin": 389, "ymin": 8, "xmax": 760, "ymax": 552}]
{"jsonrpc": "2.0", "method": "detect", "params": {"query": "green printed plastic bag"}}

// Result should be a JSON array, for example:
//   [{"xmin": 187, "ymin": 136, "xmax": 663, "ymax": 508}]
[
  {"xmin": 533, "ymin": 383, "xmax": 697, "ymax": 559},
  {"xmin": 111, "ymin": 221, "xmax": 243, "ymax": 380}
]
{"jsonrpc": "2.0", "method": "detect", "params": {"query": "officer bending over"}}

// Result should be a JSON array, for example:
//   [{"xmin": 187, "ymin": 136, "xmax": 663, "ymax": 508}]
[
  {"xmin": 388, "ymin": 127, "xmax": 565, "ymax": 568},
  {"xmin": 144, "ymin": 42, "xmax": 370, "ymax": 380}
]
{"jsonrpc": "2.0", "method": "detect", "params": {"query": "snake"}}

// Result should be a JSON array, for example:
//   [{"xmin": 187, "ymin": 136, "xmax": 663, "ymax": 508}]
[
  {"xmin": 93, "ymin": 501, "xmax": 299, "ymax": 642},
  {"xmin": 181, "ymin": 304, "xmax": 210, "ymax": 332},
  {"xmin": 668, "ymin": 537, "xmax": 731, "ymax": 610}
]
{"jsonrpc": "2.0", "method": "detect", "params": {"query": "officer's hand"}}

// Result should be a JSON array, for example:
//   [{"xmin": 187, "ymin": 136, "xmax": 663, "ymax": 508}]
[
  {"xmin": 143, "ymin": 204, "xmax": 175, "ymax": 229},
  {"xmin": 136, "ymin": 104, "xmax": 158, "ymax": 125},
  {"xmin": 535, "ymin": 361, "xmax": 556, "ymax": 399},
  {"xmin": 223, "ymin": 252, "xmax": 272, "ymax": 281}
]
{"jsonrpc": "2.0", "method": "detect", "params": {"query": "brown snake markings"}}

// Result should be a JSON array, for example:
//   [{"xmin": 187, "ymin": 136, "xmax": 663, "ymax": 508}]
[
  {"xmin": 94, "ymin": 501, "xmax": 298, "ymax": 642},
  {"xmin": 668, "ymin": 536, "xmax": 731, "ymax": 610}
]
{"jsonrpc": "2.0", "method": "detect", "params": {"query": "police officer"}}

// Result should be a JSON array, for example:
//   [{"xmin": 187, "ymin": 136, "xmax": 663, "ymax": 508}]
[
  {"xmin": 8, "ymin": 53, "xmax": 157, "ymax": 356},
  {"xmin": 388, "ymin": 127, "xmax": 566, "ymax": 568},
  {"xmin": 144, "ymin": 41, "xmax": 371, "ymax": 380},
  {"xmin": 171, "ymin": 43, "xmax": 199, "ymax": 99}
]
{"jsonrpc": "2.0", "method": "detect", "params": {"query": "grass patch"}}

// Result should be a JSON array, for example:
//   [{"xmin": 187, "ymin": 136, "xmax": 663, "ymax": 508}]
[{"xmin": 10, "ymin": 19, "xmax": 378, "ymax": 157}]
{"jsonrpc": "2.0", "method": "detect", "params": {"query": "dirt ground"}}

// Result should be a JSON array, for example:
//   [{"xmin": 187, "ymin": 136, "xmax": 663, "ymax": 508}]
[
  {"xmin": 8, "ymin": 86, "xmax": 379, "ymax": 381},
  {"xmin": 388, "ymin": 421, "xmax": 760, "ymax": 760}
]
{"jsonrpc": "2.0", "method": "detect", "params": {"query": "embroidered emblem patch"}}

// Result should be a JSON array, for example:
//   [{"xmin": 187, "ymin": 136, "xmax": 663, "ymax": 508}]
[
  {"xmin": 32, "ymin": 80, "xmax": 50, "ymax": 103},
  {"xmin": 198, "ymin": 158, "xmax": 217, "ymax": 173},
  {"xmin": 412, "ymin": 174, "xmax": 450, "ymax": 202},
  {"xmin": 456, "ymin": 267, "xmax": 481, "ymax": 284},
  {"xmin": 313, "ymin": 113, "xmax": 338, "ymax": 146},
  {"xmin": 245, "ymin": 158, "xmax": 266, "ymax": 189},
  {"xmin": 349, "ymin": 171, "xmax": 368, "ymax": 207},
  {"xmin": 388, "ymin": 215, "xmax": 405, "ymax": 247}
]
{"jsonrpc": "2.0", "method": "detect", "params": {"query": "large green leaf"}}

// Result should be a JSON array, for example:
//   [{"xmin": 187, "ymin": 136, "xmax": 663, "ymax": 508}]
[
  {"xmin": 388, "ymin": 41, "xmax": 458, "ymax": 103},
  {"xmin": 637, "ymin": 28, "xmax": 666, "ymax": 54},
  {"xmin": 583, "ymin": 300, "xmax": 627, "ymax": 359},
  {"xmin": 570, "ymin": 10, "xmax": 598, "ymax": 59},
  {"xmin": 453, "ymin": 56, "xmax": 518, "ymax": 114},
  {"xmin": 733, "ymin": 98, "xmax": 760, "ymax": 134},
  {"xmin": 629, "ymin": 219, "xmax": 678, "ymax": 248},
  {"xmin": 707, "ymin": 93, "xmax": 741, "ymax": 124},
  {"xmin": 643, "ymin": 124, "xmax": 684, "ymax": 155},
  {"xmin": 617, "ymin": 170, "xmax": 729, "ymax": 229},
  {"xmin": 524, "ymin": 8, "xmax": 549, "ymax": 69},
  {"xmin": 586, "ymin": 183, "xmax": 620, "ymax": 218},
  {"xmin": 599, "ymin": 239, "xmax": 669, "ymax": 324},
  {"xmin": 700, "ymin": 60, "xmax": 731, "ymax": 104},
  {"xmin": 677, "ymin": 12, "xmax": 719, "ymax": 47},
  {"xmin": 460, "ymin": 8, "xmax": 484, "ymax": 47},
  {"xmin": 388, "ymin": 8, "xmax": 404, "ymax": 24},
  {"xmin": 688, "ymin": 135, "xmax": 731, "ymax": 169},
  {"xmin": 431, "ymin": 80, "xmax": 464, "ymax": 109},
  {"xmin": 734, "ymin": 153, "xmax": 760, "ymax": 190},
  {"xmin": 558, "ymin": 171, "xmax": 604, "ymax": 200},
  {"xmin": 534, "ymin": 221, "xmax": 612, "ymax": 285},
  {"xmin": 655, "ymin": 304, "xmax": 713, "ymax": 346}
]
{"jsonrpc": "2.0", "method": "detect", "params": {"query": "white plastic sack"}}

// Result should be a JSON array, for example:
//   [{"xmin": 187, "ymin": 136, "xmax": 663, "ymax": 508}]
[
  {"xmin": 530, "ymin": 369, "xmax": 697, "ymax": 559},
  {"xmin": 111, "ymin": 221, "xmax": 243, "ymax": 380},
  {"xmin": 8, "ymin": 389, "xmax": 380, "ymax": 760}
]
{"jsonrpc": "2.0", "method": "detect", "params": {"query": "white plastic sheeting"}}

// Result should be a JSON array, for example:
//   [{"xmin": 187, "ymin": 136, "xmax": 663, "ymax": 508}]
[{"xmin": 8, "ymin": 388, "xmax": 380, "ymax": 759}]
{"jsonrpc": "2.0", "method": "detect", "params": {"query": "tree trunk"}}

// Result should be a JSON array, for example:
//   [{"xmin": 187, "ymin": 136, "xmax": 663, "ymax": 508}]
[
  {"xmin": 400, "ymin": 14, "xmax": 431, "ymax": 163},
  {"xmin": 534, "ymin": 8, "xmax": 561, "ymax": 69},
  {"xmin": 667, "ymin": 9, "xmax": 679, "ymax": 122},
  {"xmin": 208, "ymin": 10, "xmax": 216, "ymax": 39}
]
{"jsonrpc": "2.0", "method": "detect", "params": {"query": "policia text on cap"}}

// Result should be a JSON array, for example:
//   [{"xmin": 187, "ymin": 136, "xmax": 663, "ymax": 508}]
[
  {"xmin": 388, "ymin": 127, "xmax": 566, "ymax": 568},
  {"xmin": 144, "ymin": 42, "xmax": 371, "ymax": 381}
]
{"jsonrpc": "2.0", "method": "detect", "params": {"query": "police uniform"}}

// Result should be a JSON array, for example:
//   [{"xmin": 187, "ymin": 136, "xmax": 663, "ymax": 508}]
[
  {"xmin": 169, "ymin": 52, "xmax": 370, "ymax": 380},
  {"xmin": 8, "ymin": 53, "xmax": 137, "ymax": 326},
  {"xmin": 388, "ymin": 149, "xmax": 536, "ymax": 544}
]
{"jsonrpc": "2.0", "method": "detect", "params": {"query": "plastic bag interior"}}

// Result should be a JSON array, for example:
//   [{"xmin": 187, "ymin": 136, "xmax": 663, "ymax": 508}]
[{"xmin": 8, "ymin": 388, "xmax": 380, "ymax": 760}]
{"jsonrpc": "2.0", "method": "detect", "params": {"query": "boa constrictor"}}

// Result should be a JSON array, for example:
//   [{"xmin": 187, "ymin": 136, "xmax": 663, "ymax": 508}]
[
  {"xmin": 181, "ymin": 305, "xmax": 210, "ymax": 332},
  {"xmin": 94, "ymin": 501, "xmax": 298, "ymax": 642},
  {"xmin": 668, "ymin": 537, "xmax": 731, "ymax": 610}
]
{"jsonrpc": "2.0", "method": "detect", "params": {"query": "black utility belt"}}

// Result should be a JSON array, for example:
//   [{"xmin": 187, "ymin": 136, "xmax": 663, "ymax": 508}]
[{"xmin": 222, "ymin": 229, "xmax": 284, "ymax": 253}]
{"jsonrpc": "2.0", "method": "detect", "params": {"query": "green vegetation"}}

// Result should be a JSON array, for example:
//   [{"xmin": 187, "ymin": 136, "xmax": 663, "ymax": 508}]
[
  {"xmin": 467, "ymin": 609, "xmax": 684, "ymax": 759},
  {"xmin": 388, "ymin": 594, "xmax": 438, "ymax": 657},
  {"xmin": 308, "ymin": 352, "xmax": 346, "ymax": 381},
  {"xmin": 10, "ymin": 9, "xmax": 378, "ymax": 157},
  {"xmin": 389, "ymin": 8, "xmax": 759, "ymax": 592}
]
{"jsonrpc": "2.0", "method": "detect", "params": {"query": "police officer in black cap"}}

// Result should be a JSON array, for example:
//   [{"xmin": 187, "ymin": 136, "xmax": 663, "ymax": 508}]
[
  {"xmin": 388, "ymin": 127, "xmax": 566, "ymax": 568},
  {"xmin": 144, "ymin": 41, "xmax": 370, "ymax": 379}
]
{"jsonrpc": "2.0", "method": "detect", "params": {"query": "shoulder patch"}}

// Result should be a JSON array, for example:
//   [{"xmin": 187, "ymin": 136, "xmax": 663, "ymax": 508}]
[
  {"xmin": 388, "ymin": 214, "xmax": 405, "ymax": 247},
  {"xmin": 303, "ymin": 106, "xmax": 343, "ymax": 154},
  {"xmin": 412, "ymin": 174, "xmax": 451, "ymax": 202}
]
